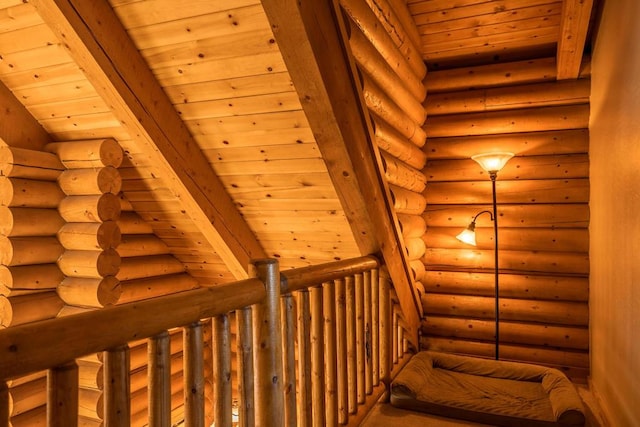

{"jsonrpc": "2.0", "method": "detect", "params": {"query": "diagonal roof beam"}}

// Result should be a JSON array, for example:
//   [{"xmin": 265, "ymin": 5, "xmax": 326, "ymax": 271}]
[
  {"xmin": 557, "ymin": 0, "xmax": 594, "ymax": 79},
  {"xmin": 30, "ymin": 0, "xmax": 266, "ymax": 279},
  {"xmin": 261, "ymin": 0, "xmax": 421, "ymax": 344}
]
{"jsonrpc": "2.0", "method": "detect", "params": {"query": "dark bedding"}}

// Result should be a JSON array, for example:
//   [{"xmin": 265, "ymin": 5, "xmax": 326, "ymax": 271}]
[{"xmin": 391, "ymin": 351, "xmax": 585, "ymax": 427}]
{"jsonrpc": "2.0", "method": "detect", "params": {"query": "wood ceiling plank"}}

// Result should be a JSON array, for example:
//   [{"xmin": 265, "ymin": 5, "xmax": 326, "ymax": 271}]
[
  {"xmin": 557, "ymin": 0, "xmax": 593, "ymax": 79},
  {"xmin": 185, "ymin": 110, "xmax": 309, "ymax": 135},
  {"xmin": 141, "ymin": 28, "xmax": 279, "ymax": 69},
  {"xmin": 422, "ymin": 14, "xmax": 561, "ymax": 46},
  {"xmin": 151, "ymin": 51, "xmax": 288, "ymax": 87},
  {"xmin": 417, "ymin": 3, "xmax": 562, "ymax": 35},
  {"xmin": 205, "ymin": 143, "xmax": 320, "ymax": 163},
  {"xmin": 213, "ymin": 158, "xmax": 328, "ymax": 176},
  {"xmin": 195, "ymin": 127, "xmax": 315, "ymax": 150},
  {"xmin": 124, "ymin": 4, "xmax": 271, "ymax": 50},
  {"xmin": 0, "ymin": 3, "xmax": 42, "ymax": 32},
  {"xmin": 13, "ymin": 79, "xmax": 97, "ymax": 106},
  {"xmin": 0, "ymin": 62, "xmax": 85, "ymax": 90},
  {"xmin": 412, "ymin": 0, "xmax": 560, "ymax": 26},
  {"xmin": 163, "ymin": 72, "xmax": 295, "ymax": 104},
  {"xmin": 261, "ymin": 0, "xmax": 421, "ymax": 343},
  {"xmin": 0, "ymin": 23, "xmax": 57, "ymax": 54},
  {"xmin": 422, "ymin": 26, "xmax": 560, "ymax": 59},
  {"xmin": 111, "ymin": 0, "xmax": 261, "ymax": 30},
  {"xmin": 175, "ymin": 92, "xmax": 303, "ymax": 121},
  {"xmin": 31, "ymin": 0, "xmax": 266, "ymax": 278}
]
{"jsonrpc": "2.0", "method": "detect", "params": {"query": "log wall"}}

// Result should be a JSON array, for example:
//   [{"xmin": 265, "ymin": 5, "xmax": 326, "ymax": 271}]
[
  {"xmin": 339, "ymin": 0, "xmax": 429, "ymax": 286},
  {"xmin": 421, "ymin": 58, "xmax": 590, "ymax": 380}
]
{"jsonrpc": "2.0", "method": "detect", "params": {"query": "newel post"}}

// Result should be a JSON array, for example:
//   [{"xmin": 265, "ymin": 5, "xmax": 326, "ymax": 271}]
[{"xmin": 250, "ymin": 259, "xmax": 284, "ymax": 427}]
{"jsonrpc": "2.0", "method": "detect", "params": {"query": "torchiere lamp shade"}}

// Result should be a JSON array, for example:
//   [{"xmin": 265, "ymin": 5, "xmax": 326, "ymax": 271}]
[{"xmin": 471, "ymin": 152, "xmax": 514, "ymax": 173}]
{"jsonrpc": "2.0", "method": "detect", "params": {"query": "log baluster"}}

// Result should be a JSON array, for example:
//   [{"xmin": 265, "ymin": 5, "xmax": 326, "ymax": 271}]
[
  {"xmin": 355, "ymin": 273, "xmax": 366, "ymax": 404},
  {"xmin": 310, "ymin": 286, "xmax": 326, "ymax": 427},
  {"xmin": 250, "ymin": 259, "xmax": 284, "ymax": 427},
  {"xmin": 322, "ymin": 282, "xmax": 338, "ymax": 426},
  {"xmin": 281, "ymin": 293, "xmax": 297, "ymax": 427},
  {"xmin": 148, "ymin": 331, "xmax": 171, "ymax": 427},
  {"xmin": 213, "ymin": 314, "xmax": 232, "ymax": 427},
  {"xmin": 345, "ymin": 276, "xmax": 357, "ymax": 415},
  {"xmin": 379, "ymin": 270, "xmax": 392, "ymax": 387},
  {"xmin": 183, "ymin": 321, "xmax": 204, "ymax": 427},
  {"xmin": 103, "ymin": 345, "xmax": 130, "ymax": 426},
  {"xmin": 392, "ymin": 306, "xmax": 398, "ymax": 365},
  {"xmin": 236, "ymin": 307, "xmax": 254, "ymax": 427},
  {"xmin": 296, "ymin": 289, "xmax": 312, "ymax": 427},
  {"xmin": 47, "ymin": 362, "xmax": 78, "ymax": 427},
  {"xmin": 363, "ymin": 270, "xmax": 373, "ymax": 394},
  {"xmin": 335, "ymin": 278, "xmax": 348, "ymax": 424},
  {"xmin": 371, "ymin": 268, "xmax": 380, "ymax": 387}
]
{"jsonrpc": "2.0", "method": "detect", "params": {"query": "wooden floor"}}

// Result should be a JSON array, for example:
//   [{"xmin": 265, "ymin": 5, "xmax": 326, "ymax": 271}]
[{"xmin": 360, "ymin": 385, "xmax": 607, "ymax": 427}]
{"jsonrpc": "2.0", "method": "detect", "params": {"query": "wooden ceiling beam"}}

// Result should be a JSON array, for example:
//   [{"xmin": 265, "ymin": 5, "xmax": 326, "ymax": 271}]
[
  {"xmin": 0, "ymin": 81, "xmax": 50, "ymax": 149},
  {"xmin": 30, "ymin": 0, "xmax": 266, "ymax": 279},
  {"xmin": 557, "ymin": 0, "xmax": 594, "ymax": 79},
  {"xmin": 261, "ymin": 0, "xmax": 421, "ymax": 344}
]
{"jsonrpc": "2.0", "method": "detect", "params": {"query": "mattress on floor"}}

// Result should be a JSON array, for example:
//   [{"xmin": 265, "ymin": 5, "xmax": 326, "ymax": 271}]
[{"xmin": 391, "ymin": 351, "xmax": 585, "ymax": 427}]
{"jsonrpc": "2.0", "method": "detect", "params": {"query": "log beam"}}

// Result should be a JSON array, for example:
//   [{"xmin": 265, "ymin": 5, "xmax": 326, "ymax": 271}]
[
  {"xmin": 30, "ymin": 0, "xmax": 266, "ymax": 279},
  {"xmin": 557, "ymin": 0, "xmax": 594, "ymax": 80},
  {"xmin": 261, "ymin": 0, "xmax": 421, "ymax": 343}
]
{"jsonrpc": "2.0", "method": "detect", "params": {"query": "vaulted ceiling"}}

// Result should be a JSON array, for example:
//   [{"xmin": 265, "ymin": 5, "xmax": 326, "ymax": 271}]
[{"xmin": 0, "ymin": 0, "xmax": 594, "ymax": 325}]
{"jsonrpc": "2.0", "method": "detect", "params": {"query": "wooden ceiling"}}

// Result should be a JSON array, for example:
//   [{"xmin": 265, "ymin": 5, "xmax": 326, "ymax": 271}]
[
  {"xmin": 0, "ymin": 0, "xmax": 594, "ymax": 288},
  {"xmin": 408, "ymin": 0, "xmax": 594, "ymax": 76}
]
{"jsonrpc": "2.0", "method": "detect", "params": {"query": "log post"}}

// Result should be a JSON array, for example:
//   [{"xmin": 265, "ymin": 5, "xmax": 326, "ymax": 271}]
[
  {"xmin": 183, "ymin": 321, "xmax": 204, "ymax": 427},
  {"xmin": 250, "ymin": 259, "xmax": 284, "ymax": 427},
  {"xmin": 296, "ymin": 290, "xmax": 312, "ymax": 427},
  {"xmin": 213, "ymin": 314, "xmax": 232, "ymax": 427},
  {"xmin": 322, "ymin": 282, "xmax": 337, "ymax": 426},
  {"xmin": 47, "ymin": 362, "xmax": 79, "ymax": 427},
  {"xmin": 103, "ymin": 345, "xmax": 130, "ymax": 427},
  {"xmin": 281, "ymin": 294, "xmax": 297, "ymax": 427},
  {"xmin": 148, "ymin": 331, "xmax": 171, "ymax": 427},
  {"xmin": 236, "ymin": 307, "xmax": 254, "ymax": 427},
  {"xmin": 310, "ymin": 286, "xmax": 326, "ymax": 427}
]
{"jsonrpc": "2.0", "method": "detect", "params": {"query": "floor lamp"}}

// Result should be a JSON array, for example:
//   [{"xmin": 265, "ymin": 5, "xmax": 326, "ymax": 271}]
[{"xmin": 456, "ymin": 152, "xmax": 514, "ymax": 360}]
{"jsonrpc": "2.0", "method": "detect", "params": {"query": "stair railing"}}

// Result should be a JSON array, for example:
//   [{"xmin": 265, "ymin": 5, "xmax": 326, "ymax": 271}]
[{"xmin": 0, "ymin": 255, "xmax": 412, "ymax": 426}]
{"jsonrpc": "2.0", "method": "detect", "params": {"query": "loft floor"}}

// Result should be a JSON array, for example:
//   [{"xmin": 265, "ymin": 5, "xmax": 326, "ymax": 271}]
[{"xmin": 361, "ymin": 385, "xmax": 606, "ymax": 427}]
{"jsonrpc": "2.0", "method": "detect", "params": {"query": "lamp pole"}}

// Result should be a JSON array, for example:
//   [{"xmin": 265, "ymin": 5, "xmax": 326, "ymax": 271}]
[{"xmin": 490, "ymin": 171, "xmax": 499, "ymax": 361}]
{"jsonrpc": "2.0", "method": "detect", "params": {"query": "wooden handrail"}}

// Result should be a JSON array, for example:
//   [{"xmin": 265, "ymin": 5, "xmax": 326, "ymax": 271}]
[
  {"xmin": 280, "ymin": 255, "xmax": 379, "ymax": 293},
  {"xmin": 0, "ymin": 278, "xmax": 265, "ymax": 380}
]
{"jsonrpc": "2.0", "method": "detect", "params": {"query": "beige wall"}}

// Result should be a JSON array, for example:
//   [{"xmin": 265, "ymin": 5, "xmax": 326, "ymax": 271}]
[{"xmin": 589, "ymin": 0, "xmax": 640, "ymax": 425}]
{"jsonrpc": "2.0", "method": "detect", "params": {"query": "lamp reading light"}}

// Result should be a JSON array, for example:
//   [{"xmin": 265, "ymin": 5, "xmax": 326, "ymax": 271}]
[
  {"xmin": 456, "ymin": 210, "xmax": 493, "ymax": 247},
  {"xmin": 471, "ymin": 152, "xmax": 514, "ymax": 174}
]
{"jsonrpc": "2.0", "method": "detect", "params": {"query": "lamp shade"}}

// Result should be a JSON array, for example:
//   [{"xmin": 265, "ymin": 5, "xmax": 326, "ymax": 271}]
[
  {"xmin": 456, "ymin": 222, "xmax": 477, "ymax": 246},
  {"xmin": 471, "ymin": 152, "xmax": 514, "ymax": 173}
]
